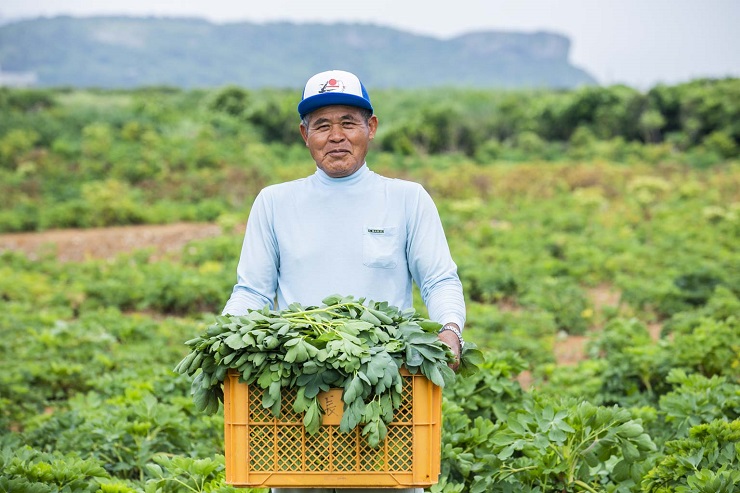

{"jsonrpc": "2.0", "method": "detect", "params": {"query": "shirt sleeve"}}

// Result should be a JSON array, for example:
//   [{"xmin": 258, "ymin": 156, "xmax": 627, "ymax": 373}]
[
  {"xmin": 221, "ymin": 190, "xmax": 279, "ymax": 315},
  {"xmin": 406, "ymin": 185, "xmax": 466, "ymax": 330}
]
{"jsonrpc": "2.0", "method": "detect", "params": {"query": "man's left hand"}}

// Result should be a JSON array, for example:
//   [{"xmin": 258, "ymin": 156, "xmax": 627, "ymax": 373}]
[{"xmin": 438, "ymin": 329, "xmax": 462, "ymax": 372}]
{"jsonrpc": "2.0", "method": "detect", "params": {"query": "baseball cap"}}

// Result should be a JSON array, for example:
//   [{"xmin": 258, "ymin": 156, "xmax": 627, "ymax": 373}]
[{"xmin": 298, "ymin": 69, "xmax": 373, "ymax": 118}]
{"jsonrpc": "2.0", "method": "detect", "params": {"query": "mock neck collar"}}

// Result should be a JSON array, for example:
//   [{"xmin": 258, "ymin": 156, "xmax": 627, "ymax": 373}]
[{"xmin": 314, "ymin": 163, "xmax": 371, "ymax": 186}]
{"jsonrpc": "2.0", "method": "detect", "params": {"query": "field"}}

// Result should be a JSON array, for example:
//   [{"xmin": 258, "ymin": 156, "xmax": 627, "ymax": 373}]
[{"xmin": 1, "ymin": 82, "xmax": 739, "ymax": 492}]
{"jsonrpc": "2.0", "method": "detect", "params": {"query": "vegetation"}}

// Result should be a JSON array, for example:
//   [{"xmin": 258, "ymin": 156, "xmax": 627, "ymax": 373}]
[
  {"xmin": 0, "ymin": 17, "xmax": 594, "ymax": 89},
  {"xmin": 1, "ymin": 79, "xmax": 737, "ymax": 233},
  {"xmin": 174, "ymin": 296, "xmax": 474, "ymax": 447},
  {"xmin": 0, "ymin": 80, "xmax": 738, "ymax": 491}
]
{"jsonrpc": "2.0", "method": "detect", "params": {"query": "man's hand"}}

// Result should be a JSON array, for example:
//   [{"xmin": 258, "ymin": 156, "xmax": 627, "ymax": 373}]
[{"xmin": 438, "ymin": 327, "xmax": 462, "ymax": 372}]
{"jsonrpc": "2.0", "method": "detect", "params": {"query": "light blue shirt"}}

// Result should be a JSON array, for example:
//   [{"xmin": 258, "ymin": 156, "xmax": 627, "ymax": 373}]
[{"xmin": 223, "ymin": 164, "xmax": 465, "ymax": 330}]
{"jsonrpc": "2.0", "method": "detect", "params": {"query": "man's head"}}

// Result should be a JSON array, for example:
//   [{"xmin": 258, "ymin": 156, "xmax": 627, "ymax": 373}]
[
  {"xmin": 298, "ymin": 70, "xmax": 373, "ymax": 119},
  {"xmin": 299, "ymin": 70, "xmax": 378, "ymax": 178}
]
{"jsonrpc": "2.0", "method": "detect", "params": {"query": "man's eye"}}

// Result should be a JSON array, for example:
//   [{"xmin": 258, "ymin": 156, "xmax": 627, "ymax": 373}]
[
  {"xmin": 315, "ymin": 124, "xmax": 330, "ymax": 131},
  {"xmin": 342, "ymin": 122, "xmax": 357, "ymax": 128}
]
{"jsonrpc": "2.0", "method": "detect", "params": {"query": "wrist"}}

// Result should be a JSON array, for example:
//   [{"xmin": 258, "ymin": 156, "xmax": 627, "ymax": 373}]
[{"xmin": 439, "ymin": 323, "xmax": 464, "ymax": 350}]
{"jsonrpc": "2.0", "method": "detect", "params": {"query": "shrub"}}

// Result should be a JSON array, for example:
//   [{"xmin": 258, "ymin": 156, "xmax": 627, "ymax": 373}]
[{"xmin": 642, "ymin": 420, "xmax": 740, "ymax": 493}]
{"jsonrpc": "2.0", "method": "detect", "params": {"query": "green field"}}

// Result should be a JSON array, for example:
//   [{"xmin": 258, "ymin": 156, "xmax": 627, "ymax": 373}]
[{"xmin": 1, "ymin": 82, "xmax": 739, "ymax": 492}]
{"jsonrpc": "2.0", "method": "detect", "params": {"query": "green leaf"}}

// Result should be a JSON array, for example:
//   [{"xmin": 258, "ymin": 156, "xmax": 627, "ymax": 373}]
[
  {"xmin": 405, "ymin": 346, "xmax": 424, "ymax": 367},
  {"xmin": 618, "ymin": 421, "xmax": 644, "ymax": 438},
  {"xmin": 547, "ymin": 427, "xmax": 567, "ymax": 442},
  {"xmin": 304, "ymin": 400, "xmax": 321, "ymax": 435},
  {"xmin": 379, "ymin": 394, "xmax": 394, "ymax": 422},
  {"xmin": 612, "ymin": 459, "xmax": 631, "ymax": 482},
  {"xmin": 583, "ymin": 450, "xmax": 600, "ymax": 468},
  {"xmin": 174, "ymin": 352, "xmax": 195, "ymax": 374},
  {"xmin": 424, "ymin": 361, "xmax": 445, "ymax": 387},
  {"xmin": 634, "ymin": 433, "xmax": 656, "ymax": 451},
  {"xmin": 285, "ymin": 339, "xmax": 308, "ymax": 363},
  {"xmin": 343, "ymin": 374, "xmax": 365, "ymax": 404},
  {"xmin": 360, "ymin": 309, "xmax": 382, "ymax": 326},
  {"xmin": 224, "ymin": 332, "xmax": 246, "ymax": 349},
  {"xmin": 497, "ymin": 445, "xmax": 515, "ymax": 460},
  {"xmin": 257, "ymin": 369, "xmax": 273, "ymax": 389},
  {"xmin": 321, "ymin": 294, "xmax": 343, "ymax": 305},
  {"xmin": 293, "ymin": 387, "xmax": 311, "ymax": 413},
  {"xmin": 368, "ymin": 307, "xmax": 393, "ymax": 324},
  {"xmin": 186, "ymin": 353, "xmax": 204, "ymax": 374},
  {"xmin": 252, "ymin": 352, "xmax": 267, "ymax": 367},
  {"xmin": 621, "ymin": 441, "xmax": 640, "ymax": 462},
  {"xmin": 232, "ymin": 352, "xmax": 250, "ymax": 368},
  {"xmin": 439, "ymin": 364, "xmax": 456, "ymax": 387},
  {"xmin": 204, "ymin": 392, "xmax": 220, "ymax": 414},
  {"xmin": 406, "ymin": 332, "xmax": 442, "ymax": 344},
  {"xmin": 340, "ymin": 397, "xmax": 365, "ymax": 432},
  {"xmin": 418, "ymin": 320, "xmax": 443, "ymax": 332}
]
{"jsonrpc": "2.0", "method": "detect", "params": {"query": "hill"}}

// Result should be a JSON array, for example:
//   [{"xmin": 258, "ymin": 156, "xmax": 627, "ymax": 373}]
[{"xmin": 0, "ymin": 16, "xmax": 597, "ymax": 89}]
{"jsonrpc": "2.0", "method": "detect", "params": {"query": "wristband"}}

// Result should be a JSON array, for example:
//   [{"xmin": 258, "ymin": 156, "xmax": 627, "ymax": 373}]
[{"xmin": 439, "ymin": 323, "xmax": 464, "ymax": 350}]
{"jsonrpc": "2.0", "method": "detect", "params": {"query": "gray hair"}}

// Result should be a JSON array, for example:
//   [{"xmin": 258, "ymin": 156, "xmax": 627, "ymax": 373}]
[{"xmin": 301, "ymin": 107, "xmax": 374, "ymax": 129}]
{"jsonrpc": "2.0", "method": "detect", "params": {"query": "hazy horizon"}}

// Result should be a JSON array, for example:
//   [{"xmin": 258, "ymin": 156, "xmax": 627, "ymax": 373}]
[{"xmin": 1, "ymin": 0, "xmax": 738, "ymax": 89}]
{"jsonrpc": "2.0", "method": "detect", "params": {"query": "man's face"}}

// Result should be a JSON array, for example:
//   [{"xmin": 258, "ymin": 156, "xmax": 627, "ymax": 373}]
[{"xmin": 300, "ymin": 105, "xmax": 378, "ymax": 178}]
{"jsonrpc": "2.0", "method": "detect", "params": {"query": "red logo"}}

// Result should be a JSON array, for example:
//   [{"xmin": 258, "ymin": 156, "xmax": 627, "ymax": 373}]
[{"xmin": 318, "ymin": 78, "xmax": 345, "ymax": 93}]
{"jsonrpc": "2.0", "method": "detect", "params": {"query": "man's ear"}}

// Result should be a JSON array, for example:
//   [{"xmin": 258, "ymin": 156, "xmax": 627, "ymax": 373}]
[
  {"xmin": 300, "ymin": 123, "xmax": 309, "ymax": 145},
  {"xmin": 368, "ymin": 115, "xmax": 378, "ymax": 140}
]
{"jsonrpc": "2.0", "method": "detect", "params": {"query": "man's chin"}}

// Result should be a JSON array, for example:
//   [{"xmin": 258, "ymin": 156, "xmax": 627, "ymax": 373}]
[
  {"xmin": 321, "ymin": 159, "xmax": 359, "ymax": 178},
  {"xmin": 321, "ymin": 162, "xmax": 360, "ymax": 178}
]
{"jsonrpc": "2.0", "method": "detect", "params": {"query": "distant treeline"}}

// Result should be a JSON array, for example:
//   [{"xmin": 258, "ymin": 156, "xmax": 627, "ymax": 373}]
[
  {"xmin": 207, "ymin": 77, "xmax": 739, "ymax": 162},
  {"xmin": 2, "ymin": 77, "xmax": 738, "ymax": 163}
]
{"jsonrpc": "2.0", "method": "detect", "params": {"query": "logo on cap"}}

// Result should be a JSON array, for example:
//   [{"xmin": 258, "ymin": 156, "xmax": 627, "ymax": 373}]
[{"xmin": 318, "ymin": 78, "xmax": 345, "ymax": 94}]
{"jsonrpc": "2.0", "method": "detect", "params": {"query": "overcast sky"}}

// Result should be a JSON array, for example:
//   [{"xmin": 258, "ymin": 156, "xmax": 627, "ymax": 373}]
[{"xmin": 1, "ymin": 0, "xmax": 738, "ymax": 89}]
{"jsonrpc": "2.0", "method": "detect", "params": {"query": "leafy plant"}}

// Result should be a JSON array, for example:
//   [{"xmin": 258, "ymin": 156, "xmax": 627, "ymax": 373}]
[
  {"xmin": 176, "ymin": 294, "xmax": 481, "ymax": 447},
  {"xmin": 642, "ymin": 419, "xmax": 740, "ymax": 493},
  {"xmin": 435, "ymin": 396, "xmax": 656, "ymax": 493},
  {"xmin": 658, "ymin": 370, "xmax": 740, "ymax": 438},
  {"xmin": 0, "ymin": 444, "xmax": 108, "ymax": 493},
  {"xmin": 520, "ymin": 277, "xmax": 591, "ymax": 335},
  {"xmin": 444, "ymin": 350, "xmax": 527, "ymax": 422},
  {"xmin": 144, "ymin": 454, "xmax": 249, "ymax": 493}
]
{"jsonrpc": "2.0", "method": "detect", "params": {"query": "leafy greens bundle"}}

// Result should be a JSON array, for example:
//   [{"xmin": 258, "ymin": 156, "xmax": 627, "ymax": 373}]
[{"xmin": 175, "ymin": 294, "xmax": 481, "ymax": 447}]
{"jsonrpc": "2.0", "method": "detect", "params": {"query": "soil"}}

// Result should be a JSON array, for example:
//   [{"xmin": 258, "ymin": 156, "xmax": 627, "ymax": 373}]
[{"xmin": 0, "ymin": 222, "xmax": 222, "ymax": 262}]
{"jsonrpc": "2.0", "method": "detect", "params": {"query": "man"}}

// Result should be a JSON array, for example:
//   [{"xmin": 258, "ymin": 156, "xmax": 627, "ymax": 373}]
[{"xmin": 222, "ymin": 69, "xmax": 465, "ymax": 493}]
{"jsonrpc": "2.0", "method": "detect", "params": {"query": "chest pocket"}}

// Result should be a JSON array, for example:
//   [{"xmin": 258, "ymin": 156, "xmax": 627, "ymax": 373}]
[{"xmin": 363, "ymin": 226, "xmax": 400, "ymax": 269}]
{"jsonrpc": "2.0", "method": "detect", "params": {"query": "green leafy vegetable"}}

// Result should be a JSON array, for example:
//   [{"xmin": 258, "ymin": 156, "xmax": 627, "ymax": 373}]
[{"xmin": 175, "ymin": 294, "xmax": 476, "ymax": 447}]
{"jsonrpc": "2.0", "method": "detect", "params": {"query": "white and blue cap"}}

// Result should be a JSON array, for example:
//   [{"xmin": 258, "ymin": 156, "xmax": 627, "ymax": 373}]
[{"xmin": 298, "ymin": 69, "xmax": 373, "ymax": 118}]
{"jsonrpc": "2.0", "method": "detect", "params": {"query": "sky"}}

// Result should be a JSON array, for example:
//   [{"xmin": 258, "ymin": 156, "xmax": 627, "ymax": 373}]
[{"xmin": 1, "ymin": 0, "xmax": 739, "ymax": 89}]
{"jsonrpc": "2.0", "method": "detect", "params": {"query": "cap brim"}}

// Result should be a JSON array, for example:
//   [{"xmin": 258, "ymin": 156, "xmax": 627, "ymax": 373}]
[{"xmin": 298, "ymin": 93, "xmax": 373, "ymax": 118}]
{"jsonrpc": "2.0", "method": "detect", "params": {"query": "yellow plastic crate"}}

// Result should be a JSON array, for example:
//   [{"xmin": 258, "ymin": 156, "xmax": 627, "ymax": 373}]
[{"xmin": 223, "ymin": 368, "xmax": 442, "ymax": 488}]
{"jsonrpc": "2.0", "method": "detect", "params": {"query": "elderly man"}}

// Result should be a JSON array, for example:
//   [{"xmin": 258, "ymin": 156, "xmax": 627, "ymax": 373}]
[{"xmin": 223, "ymin": 69, "xmax": 466, "ymax": 493}]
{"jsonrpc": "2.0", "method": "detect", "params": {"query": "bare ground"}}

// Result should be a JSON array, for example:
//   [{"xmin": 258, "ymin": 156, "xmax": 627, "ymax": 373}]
[
  {"xmin": 518, "ymin": 283, "xmax": 663, "ymax": 388},
  {"xmin": 0, "ymin": 222, "xmax": 222, "ymax": 262}
]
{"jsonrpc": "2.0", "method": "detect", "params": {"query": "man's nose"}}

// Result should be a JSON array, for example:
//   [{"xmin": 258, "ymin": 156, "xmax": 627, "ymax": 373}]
[{"xmin": 328, "ymin": 124, "xmax": 345, "ymax": 141}]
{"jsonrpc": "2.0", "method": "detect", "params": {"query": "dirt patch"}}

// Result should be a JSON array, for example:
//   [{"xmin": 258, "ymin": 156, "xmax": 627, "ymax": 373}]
[
  {"xmin": 553, "ymin": 334, "xmax": 589, "ymax": 366},
  {"xmin": 586, "ymin": 284, "xmax": 622, "ymax": 313},
  {"xmin": 0, "ymin": 222, "xmax": 223, "ymax": 262},
  {"xmin": 647, "ymin": 322, "xmax": 662, "ymax": 341},
  {"xmin": 549, "ymin": 284, "xmax": 624, "ymax": 365},
  {"xmin": 517, "ymin": 370, "xmax": 534, "ymax": 390}
]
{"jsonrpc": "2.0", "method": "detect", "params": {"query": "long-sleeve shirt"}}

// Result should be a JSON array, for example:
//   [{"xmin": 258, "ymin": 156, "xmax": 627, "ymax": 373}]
[{"xmin": 222, "ymin": 163, "xmax": 465, "ymax": 330}]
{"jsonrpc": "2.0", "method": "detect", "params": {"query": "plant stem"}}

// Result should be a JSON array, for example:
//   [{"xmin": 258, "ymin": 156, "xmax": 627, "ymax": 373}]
[
  {"xmin": 498, "ymin": 465, "xmax": 538, "ymax": 481},
  {"xmin": 283, "ymin": 303, "xmax": 357, "ymax": 318},
  {"xmin": 573, "ymin": 479, "xmax": 600, "ymax": 493}
]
